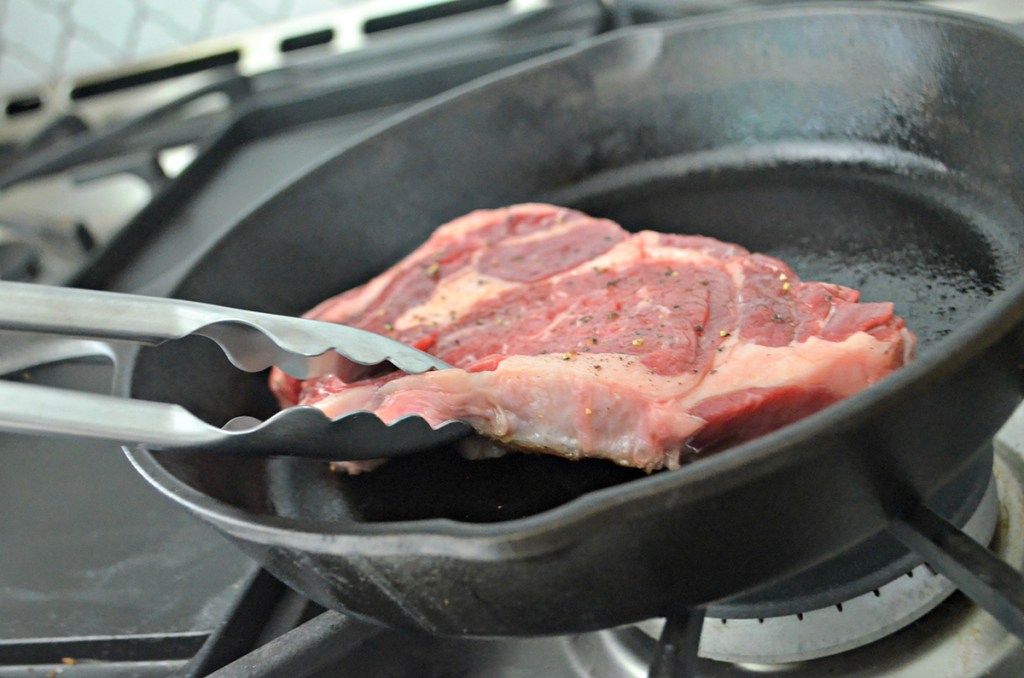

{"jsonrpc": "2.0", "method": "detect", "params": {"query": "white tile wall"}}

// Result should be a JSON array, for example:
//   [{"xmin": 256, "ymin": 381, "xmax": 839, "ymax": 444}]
[
  {"xmin": 0, "ymin": 0, "xmax": 361, "ymax": 97},
  {"xmin": 0, "ymin": 0, "xmax": 1019, "ymax": 102}
]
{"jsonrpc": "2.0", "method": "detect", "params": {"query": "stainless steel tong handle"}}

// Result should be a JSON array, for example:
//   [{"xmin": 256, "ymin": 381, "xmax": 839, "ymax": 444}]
[
  {"xmin": 0, "ymin": 281, "xmax": 450, "ymax": 378},
  {"xmin": 0, "ymin": 380, "xmax": 468, "ymax": 459},
  {"xmin": 0, "ymin": 380, "xmax": 227, "ymax": 449},
  {"xmin": 0, "ymin": 281, "xmax": 471, "ymax": 459}
]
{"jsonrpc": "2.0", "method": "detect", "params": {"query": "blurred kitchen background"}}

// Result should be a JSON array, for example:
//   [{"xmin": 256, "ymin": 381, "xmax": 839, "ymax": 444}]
[
  {"xmin": 1, "ymin": 1, "xmax": 1022, "ymax": 146},
  {"xmin": 0, "ymin": 0, "xmax": 1021, "ymax": 292}
]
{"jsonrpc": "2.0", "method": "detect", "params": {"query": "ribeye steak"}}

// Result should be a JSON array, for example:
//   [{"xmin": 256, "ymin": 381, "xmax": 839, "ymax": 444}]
[{"xmin": 270, "ymin": 204, "xmax": 915, "ymax": 472}]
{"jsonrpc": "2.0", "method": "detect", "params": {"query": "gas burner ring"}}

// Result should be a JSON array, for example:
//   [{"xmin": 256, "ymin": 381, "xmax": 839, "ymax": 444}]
[
  {"xmin": 641, "ymin": 472, "xmax": 1000, "ymax": 664},
  {"xmin": 567, "ymin": 450, "xmax": 1024, "ymax": 676}
]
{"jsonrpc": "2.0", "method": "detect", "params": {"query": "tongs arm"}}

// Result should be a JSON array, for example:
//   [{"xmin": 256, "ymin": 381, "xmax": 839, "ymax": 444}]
[
  {"xmin": 0, "ymin": 380, "xmax": 459, "ymax": 459},
  {"xmin": 0, "ymin": 380, "xmax": 225, "ymax": 450},
  {"xmin": 0, "ymin": 282, "xmax": 470, "ymax": 459},
  {"xmin": 0, "ymin": 281, "xmax": 450, "ymax": 378}
]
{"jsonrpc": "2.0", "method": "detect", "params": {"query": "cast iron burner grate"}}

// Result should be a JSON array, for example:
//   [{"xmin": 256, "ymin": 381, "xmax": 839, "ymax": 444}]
[
  {"xmin": 180, "ymin": 446, "xmax": 1024, "ymax": 678},
  {"xmin": 639, "ymin": 474, "xmax": 999, "ymax": 664}
]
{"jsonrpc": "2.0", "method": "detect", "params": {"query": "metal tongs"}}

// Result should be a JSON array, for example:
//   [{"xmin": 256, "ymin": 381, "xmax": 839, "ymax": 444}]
[{"xmin": 0, "ymin": 281, "xmax": 472, "ymax": 460}]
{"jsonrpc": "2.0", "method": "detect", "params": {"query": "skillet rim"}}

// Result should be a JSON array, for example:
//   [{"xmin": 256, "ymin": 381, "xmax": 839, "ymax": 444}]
[{"xmin": 124, "ymin": 2, "xmax": 1024, "ymax": 557}]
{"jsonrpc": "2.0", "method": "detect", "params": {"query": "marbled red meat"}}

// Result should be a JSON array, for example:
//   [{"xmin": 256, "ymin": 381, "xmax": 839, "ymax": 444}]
[{"xmin": 270, "ymin": 204, "xmax": 915, "ymax": 472}]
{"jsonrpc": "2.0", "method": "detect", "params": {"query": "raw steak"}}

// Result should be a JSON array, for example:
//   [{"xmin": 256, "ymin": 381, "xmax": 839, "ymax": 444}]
[{"xmin": 270, "ymin": 204, "xmax": 915, "ymax": 472}]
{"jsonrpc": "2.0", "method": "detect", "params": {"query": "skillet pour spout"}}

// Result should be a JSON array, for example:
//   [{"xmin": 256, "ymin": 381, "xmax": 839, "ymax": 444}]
[{"xmin": 124, "ymin": 4, "xmax": 1024, "ymax": 637}]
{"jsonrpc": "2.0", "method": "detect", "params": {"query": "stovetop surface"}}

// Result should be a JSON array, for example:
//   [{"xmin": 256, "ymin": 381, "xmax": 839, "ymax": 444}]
[{"xmin": 0, "ymin": 361, "xmax": 254, "ymax": 644}]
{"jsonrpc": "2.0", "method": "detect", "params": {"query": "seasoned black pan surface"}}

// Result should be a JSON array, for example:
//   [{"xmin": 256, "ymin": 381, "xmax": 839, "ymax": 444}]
[{"xmin": 124, "ymin": 5, "xmax": 1024, "ymax": 635}]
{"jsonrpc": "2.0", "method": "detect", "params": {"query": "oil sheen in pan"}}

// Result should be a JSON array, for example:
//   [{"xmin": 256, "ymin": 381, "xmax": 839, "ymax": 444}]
[{"xmin": 546, "ymin": 141, "xmax": 1024, "ymax": 352}]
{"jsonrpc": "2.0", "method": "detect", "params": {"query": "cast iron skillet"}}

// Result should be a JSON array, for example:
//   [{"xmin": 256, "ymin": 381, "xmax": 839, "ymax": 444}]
[{"xmin": 122, "ymin": 4, "xmax": 1024, "ymax": 636}]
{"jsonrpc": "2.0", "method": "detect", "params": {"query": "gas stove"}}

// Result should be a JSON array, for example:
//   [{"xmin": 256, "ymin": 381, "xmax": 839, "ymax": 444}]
[{"xmin": 1, "ymin": 1, "xmax": 1024, "ymax": 677}]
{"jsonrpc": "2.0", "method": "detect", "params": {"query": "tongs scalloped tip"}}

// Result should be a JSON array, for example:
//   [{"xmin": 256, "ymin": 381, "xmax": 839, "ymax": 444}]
[
  {"xmin": 197, "ymin": 316, "xmax": 453, "ymax": 379},
  {"xmin": 219, "ymin": 407, "xmax": 473, "ymax": 460}
]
